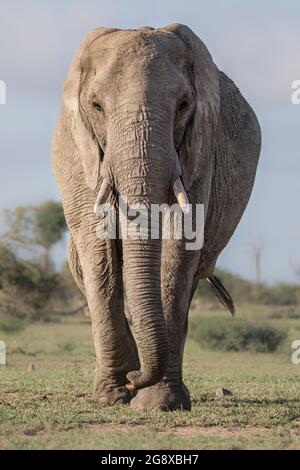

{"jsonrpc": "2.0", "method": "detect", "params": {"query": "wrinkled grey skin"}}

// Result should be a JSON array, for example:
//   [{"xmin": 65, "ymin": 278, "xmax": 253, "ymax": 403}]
[{"xmin": 52, "ymin": 24, "xmax": 261, "ymax": 411}]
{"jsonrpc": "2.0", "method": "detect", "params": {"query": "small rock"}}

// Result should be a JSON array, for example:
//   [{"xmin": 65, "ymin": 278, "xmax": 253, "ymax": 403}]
[
  {"xmin": 27, "ymin": 362, "xmax": 36, "ymax": 372},
  {"xmin": 215, "ymin": 387, "xmax": 233, "ymax": 397}
]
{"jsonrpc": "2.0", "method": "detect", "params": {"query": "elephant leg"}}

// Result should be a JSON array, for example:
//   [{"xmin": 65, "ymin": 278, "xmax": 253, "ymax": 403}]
[
  {"xmin": 73, "ymin": 234, "xmax": 140, "ymax": 405},
  {"xmin": 131, "ymin": 241, "xmax": 199, "ymax": 411}
]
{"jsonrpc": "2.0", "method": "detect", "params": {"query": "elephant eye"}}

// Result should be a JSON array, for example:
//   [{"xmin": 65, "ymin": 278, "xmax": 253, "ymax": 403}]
[
  {"xmin": 93, "ymin": 101, "xmax": 103, "ymax": 112},
  {"xmin": 178, "ymin": 97, "xmax": 189, "ymax": 113}
]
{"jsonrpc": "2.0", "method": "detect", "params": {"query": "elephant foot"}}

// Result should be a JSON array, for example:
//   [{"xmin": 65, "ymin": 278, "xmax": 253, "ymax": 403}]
[
  {"xmin": 93, "ymin": 377, "xmax": 134, "ymax": 406},
  {"xmin": 130, "ymin": 381, "xmax": 191, "ymax": 411}
]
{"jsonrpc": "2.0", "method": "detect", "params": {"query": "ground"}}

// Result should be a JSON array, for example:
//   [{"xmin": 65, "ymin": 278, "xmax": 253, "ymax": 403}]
[{"xmin": 0, "ymin": 304, "xmax": 300, "ymax": 450}]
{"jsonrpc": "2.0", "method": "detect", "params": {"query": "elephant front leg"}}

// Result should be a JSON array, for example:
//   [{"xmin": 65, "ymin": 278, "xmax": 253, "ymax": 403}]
[
  {"xmin": 77, "ymin": 238, "xmax": 140, "ymax": 405},
  {"xmin": 130, "ymin": 242, "xmax": 199, "ymax": 411}
]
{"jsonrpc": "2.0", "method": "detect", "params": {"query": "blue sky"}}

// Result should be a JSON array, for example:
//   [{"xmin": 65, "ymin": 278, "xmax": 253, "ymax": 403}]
[{"xmin": 0, "ymin": 0, "xmax": 299, "ymax": 283}]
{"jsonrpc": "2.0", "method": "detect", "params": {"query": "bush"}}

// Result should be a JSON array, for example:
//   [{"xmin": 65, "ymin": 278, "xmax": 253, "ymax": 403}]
[
  {"xmin": 0, "ymin": 243, "xmax": 86, "ymax": 327},
  {"xmin": 54, "ymin": 261, "xmax": 85, "ymax": 307},
  {"xmin": 256, "ymin": 283, "xmax": 300, "ymax": 306},
  {"xmin": 0, "ymin": 313, "xmax": 24, "ymax": 333},
  {"xmin": 0, "ymin": 244, "xmax": 60, "ymax": 321},
  {"xmin": 189, "ymin": 318, "xmax": 287, "ymax": 353},
  {"xmin": 269, "ymin": 309, "xmax": 300, "ymax": 320}
]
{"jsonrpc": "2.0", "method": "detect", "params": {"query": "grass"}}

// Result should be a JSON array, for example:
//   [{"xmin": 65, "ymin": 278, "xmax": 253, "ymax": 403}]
[{"xmin": 0, "ymin": 303, "xmax": 300, "ymax": 449}]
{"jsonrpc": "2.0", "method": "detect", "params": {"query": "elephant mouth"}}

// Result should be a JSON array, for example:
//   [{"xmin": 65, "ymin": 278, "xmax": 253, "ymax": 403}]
[{"xmin": 94, "ymin": 175, "xmax": 190, "ymax": 215}]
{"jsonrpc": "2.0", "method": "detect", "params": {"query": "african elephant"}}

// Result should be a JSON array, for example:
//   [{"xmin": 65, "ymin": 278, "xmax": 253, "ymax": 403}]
[{"xmin": 52, "ymin": 24, "xmax": 261, "ymax": 411}]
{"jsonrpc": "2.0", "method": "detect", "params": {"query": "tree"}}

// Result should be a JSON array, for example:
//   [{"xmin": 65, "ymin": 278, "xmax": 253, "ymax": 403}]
[
  {"xmin": 1, "ymin": 201, "xmax": 67, "ymax": 272},
  {"xmin": 0, "ymin": 202, "xmax": 88, "ymax": 324},
  {"xmin": 249, "ymin": 237, "xmax": 265, "ymax": 285},
  {"xmin": 34, "ymin": 202, "xmax": 67, "ymax": 272},
  {"xmin": 0, "ymin": 243, "xmax": 60, "ymax": 319}
]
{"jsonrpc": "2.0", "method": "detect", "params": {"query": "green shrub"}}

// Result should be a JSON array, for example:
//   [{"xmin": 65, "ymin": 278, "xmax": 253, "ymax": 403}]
[
  {"xmin": 0, "ymin": 313, "xmax": 24, "ymax": 333},
  {"xmin": 0, "ymin": 244, "xmax": 61, "ymax": 324},
  {"xmin": 54, "ymin": 261, "xmax": 85, "ymax": 306},
  {"xmin": 269, "ymin": 309, "xmax": 300, "ymax": 320},
  {"xmin": 269, "ymin": 311, "xmax": 285, "ymax": 319},
  {"xmin": 189, "ymin": 318, "xmax": 287, "ymax": 353},
  {"xmin": 257, "ymin": 283, "xmax": 300, "ymax": 306}
]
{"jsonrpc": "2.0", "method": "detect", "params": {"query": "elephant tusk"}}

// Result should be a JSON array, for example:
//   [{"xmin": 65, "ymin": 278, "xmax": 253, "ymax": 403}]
[
  {"xmin": 94, "ymin": 179, "xmax": 111, "ymax": 214},
  {"xmin": 173, "ymin": 177, "xmax": 190, "ymax": 215}
]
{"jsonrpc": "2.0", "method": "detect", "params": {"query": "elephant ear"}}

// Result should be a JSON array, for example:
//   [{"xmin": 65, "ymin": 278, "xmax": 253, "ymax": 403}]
[
  {"xmin": 163, "ymin": 24, "xmax": 220, "ymax": 191},
  {"xmin": 204, "ymin": 71, "xmax": 261, "ymax": 259},
  {"xmin": 62, "ymin": 28, "xmax": 117, "ymax": 190},
  {"xmin": 194, "ymin": 71, "xmax": 261, "ymax": 280}
]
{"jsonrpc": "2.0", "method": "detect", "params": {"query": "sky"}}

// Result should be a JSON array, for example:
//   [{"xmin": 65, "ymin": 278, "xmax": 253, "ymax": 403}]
[{"xmin": 0, "ymin": 0, "xmax": 299, "ymax": 284}]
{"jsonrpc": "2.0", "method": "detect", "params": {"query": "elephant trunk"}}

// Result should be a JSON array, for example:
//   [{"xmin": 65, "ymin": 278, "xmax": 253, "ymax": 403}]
[
  {"xmin": 117, "ymin": 158, "xmax": 171, "ymax": 390},
  {"xmin": 102, "ymin": 105, "xmax": 180, "ymax": 390},
  {"xmin": 123, "ymin": 237, "xmax": 169, "ymax": 390}
]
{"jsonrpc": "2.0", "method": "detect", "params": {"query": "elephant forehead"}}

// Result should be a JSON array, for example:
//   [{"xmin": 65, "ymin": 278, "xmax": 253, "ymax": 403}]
[
  {"xmin": 85, "ymin": 29, "xmax": 188, "ymax": 72},
  {"xmin": 82, "ymin": 30, "xmax": 191, "ymax": 104}
]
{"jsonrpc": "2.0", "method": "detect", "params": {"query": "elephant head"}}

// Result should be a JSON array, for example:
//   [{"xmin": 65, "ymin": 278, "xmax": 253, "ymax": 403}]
[{"xmin": 60, "ymin": 24, "xmax": 255, "ymax": 390}]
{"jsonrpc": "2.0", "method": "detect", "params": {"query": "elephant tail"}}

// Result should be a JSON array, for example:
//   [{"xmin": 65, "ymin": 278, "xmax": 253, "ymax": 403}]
[{"xmin": 206, "ymin": 275, "xmax": 235, "ymax": 316}]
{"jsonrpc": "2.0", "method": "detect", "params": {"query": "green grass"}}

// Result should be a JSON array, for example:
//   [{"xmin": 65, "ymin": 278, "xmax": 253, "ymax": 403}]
[{"xmin": 0, "ymin": 304, "xmax": 300, "ymax": 449}]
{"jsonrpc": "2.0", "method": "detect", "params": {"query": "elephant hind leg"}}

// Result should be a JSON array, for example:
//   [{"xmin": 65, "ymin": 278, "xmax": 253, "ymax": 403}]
[{"xmin": 68, "ymin": 236, "xmax": 86, "ymax": 296}]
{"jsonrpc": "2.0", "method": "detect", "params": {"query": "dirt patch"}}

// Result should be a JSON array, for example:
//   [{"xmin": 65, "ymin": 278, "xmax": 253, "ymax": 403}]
[
  {"xmin": 85, "ymin": 423, "xmax": 300, "ymax": 438},
  {"xmin": 160, "ymin": 426, "xmax": 271, "ymax": 437},
  {"xmin": 0, "ymin": 436, "xmax": 8, "ymax": 447},
  {"xmin": 86, "ymin": 423, "xmax": 133, "ymax": 433}
]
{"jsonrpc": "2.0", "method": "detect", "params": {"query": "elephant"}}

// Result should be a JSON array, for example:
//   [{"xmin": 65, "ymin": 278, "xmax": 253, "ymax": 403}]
[{"xmin": 52, "ymin": 24, "xmax": 261, "ymax": 411}]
